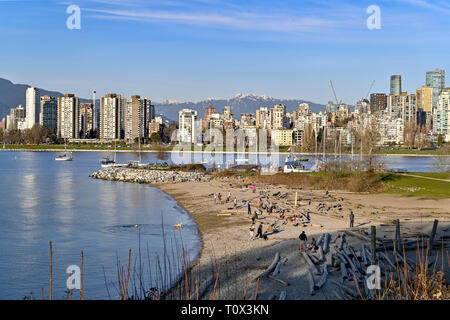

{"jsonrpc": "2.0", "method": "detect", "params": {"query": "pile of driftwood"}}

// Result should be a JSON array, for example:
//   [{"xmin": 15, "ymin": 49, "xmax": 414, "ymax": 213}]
[
  {"xmin": 255, "ymin": 252, "xmax": 290, "ymax": 300},
  {"xmin": 298, "ymin": 219, "xmax": 447, "ymax": 300}
]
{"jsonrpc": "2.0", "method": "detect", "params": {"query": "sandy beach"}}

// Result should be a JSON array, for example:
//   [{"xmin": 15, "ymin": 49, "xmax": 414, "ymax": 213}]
[{"xmin": 155, "ymin": 178, "xmax": 450, "ymax": 300}]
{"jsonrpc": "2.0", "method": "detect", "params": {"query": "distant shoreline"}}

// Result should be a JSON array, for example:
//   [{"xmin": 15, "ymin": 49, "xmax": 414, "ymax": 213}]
[{"xmin": 0, "ymin": 147, "xmax": 448, "ymax": 157}]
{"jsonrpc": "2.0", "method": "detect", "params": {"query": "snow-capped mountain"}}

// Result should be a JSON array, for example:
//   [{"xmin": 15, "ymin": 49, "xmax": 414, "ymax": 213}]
[{"xmin": 154, "ymin": 94, "xmax": 325, "ymax": 121}]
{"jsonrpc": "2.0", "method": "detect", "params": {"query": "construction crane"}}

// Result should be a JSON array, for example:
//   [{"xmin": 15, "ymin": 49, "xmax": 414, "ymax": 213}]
[
  {"xmin": 329, "ymin": 80, "xmax": 342, "ymax": 106},
  {"xmin": 364, "ymin": 80, "xmax": 376, "ymax": 100}
]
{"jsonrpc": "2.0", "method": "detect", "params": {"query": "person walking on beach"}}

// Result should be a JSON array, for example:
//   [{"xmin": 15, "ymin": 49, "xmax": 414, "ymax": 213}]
[
  {"xmin": 349, "ymin": 211, "xmax": 354, "ymax": 228},
  {"xmin": 247, "ymin": 202, "xmax": 252, "ymax": 215},
  {"xmin": 218, "ymin": 193, "xmax": 222, "ymax": 202},
  {"xmin": 233, "ymin": 197, "xmax": 238, "ymax": 209},
  {"xmin": 252, "ymin": 211, "xmax": 258, "ymax": 224},
  {"xmin": 299, "ymin": 231, "xmax": 307, "ymax": 250},
  {"xmin": 227, "ymin": 191, "xmax": 231, "ymax": 202},
  {"xmin": 249, "ymin": 223, "xmax": 255, "ymax": 240},
  {"xmin": 256, "ymin": 223, "xmax": 263, "ymax": 239},
  {"xmin": 214, "ymin": 193, "xmax": 217, "ymax": 205},
  {"xmin": 252, "ymin": 185, "xmax": 256, "ymax": 193}
]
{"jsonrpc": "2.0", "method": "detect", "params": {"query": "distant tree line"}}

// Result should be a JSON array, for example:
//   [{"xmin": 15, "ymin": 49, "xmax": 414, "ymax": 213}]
[{"xmin": 0, "ymin": 124, "xmax": 60, "ymax": 145}]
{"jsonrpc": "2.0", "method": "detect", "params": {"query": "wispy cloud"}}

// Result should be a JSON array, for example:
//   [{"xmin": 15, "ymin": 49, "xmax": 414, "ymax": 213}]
[{"xmin": 83, "ymin": 6, "xmax": 358, "ymax": 33}]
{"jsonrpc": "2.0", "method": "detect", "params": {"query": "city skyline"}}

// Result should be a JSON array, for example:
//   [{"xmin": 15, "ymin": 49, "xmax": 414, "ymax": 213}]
[{"xmin": 1, "ymin": 0, "xmax": 450, "ymax": 104}]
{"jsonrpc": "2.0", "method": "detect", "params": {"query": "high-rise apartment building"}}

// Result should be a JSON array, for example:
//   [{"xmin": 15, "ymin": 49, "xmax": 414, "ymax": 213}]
[
  {"xmin": 178, "ymin": 108, "xmax": 197, "ymax": 144},
  {"xmin": 270, "ymin": 104, "xmax": 286, "ymax": 130},
  {"xmin": 436, "ymin": 88, "xmax": 450, "ymax": 141},
  {"xmin": 7, "ymin": 105, "xmax": 25, "ymax": 130},
  {"xmin": 79, "ymin": 103, "xmax": 94, "ymax": 138},
  {"xmin": 58, "ymin": 94, "xmax": 79, "ymax": 139},
  {"xmin": 255, "ymin": 107, "xmax": 270, "ymax": 129},
  {"xmin": 387, "ymin": 93, "xmax": 417, "ymax": 124},
  {"xmin": 390, "ymin": 75, "xmax": 402, "ymax": 95},
  {"xmin": 370, "ymin": 93, "xmax": 387, "ymax": 114},
  {"xmin": 100, "ymin": 93, "xmax": 123, "ymax": 139},
  {"xmin": 416, "ymin": 85, "xmax": 434, "ymax": 127},
  {"xmin": 39, "ymin": 95, "xmax": 58, "ymax": 130},
  {"xmin": 124, "ymin": 95, "xmax": 152, "ymax": 143},
  {"xmin": 26, "ymin": 87, "xmax": 40, "ymax": 129},
  {"xmin": 426, "ymin": 69, "xmax": 445, "ymax": 109}
]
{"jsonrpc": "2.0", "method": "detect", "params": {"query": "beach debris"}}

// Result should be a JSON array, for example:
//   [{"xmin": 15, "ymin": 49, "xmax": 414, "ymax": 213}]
[
  {"xmin": 323, "ymin": 233, "xmax": 331, "ymax": 254},
  {"xmin": 279, "ymin": 291, "xmax": 287, "ymax": 300},
  {"xmin": 254, "ymin": 252, "xmax": 280, "ymax": 280},
  {"xmin": 301, "ymin": 251, "xmax": 321, "ymax": 276},
  {"xmin": 307, "ymin": 269, "xmax": 315, "ymax": 296},
  {"xmin": 272, "ymin": 257, "xmax": 288, "ymax": 276},
  {"xmin": 267, "ymin": 275, "xmax": 290, "ymax": 287}
]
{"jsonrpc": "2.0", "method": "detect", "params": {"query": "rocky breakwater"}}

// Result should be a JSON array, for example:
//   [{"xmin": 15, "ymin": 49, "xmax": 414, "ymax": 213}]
[{"xmin": 90, "ymin": 167, "xmax": 212, "ymax": 184}]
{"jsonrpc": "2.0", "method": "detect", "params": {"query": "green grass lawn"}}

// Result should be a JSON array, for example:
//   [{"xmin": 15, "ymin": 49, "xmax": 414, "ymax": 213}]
[{"xmin": 380, "ymin": 173, "xmax": 450, "ymax": 198}]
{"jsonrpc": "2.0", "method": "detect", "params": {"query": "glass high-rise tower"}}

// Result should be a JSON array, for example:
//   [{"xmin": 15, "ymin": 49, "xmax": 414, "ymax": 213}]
[{"xmin": 390, "ymin": 75, "xmax": 402, "ymax": 95}]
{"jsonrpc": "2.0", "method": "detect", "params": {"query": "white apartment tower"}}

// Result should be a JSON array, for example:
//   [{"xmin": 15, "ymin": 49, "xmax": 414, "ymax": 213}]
[
  {"xmin": 26, "ymin": 87, "xmax": 40, "ymax": 129},
  {"xmin": 178, "ymin": 109, "xmax": 197, "ymax": 144},
  {"xmin": 58, "ymin": 94, "xmax": 79, "ymax": 139}
]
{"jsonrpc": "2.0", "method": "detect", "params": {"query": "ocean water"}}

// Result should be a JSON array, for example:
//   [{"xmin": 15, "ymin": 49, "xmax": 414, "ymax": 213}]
[{"xmin": 0, "ymin": 151, "xmax": 201, "ymax": 300}]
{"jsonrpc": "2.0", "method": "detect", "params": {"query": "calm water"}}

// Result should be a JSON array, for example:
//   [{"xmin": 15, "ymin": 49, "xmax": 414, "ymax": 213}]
[
  {"xmin": 0, "ymin": 150, "xmax": 445, "ymax": 299},
  {"xmin": 0, "ymin": 151, "xmax": 201, "ymax": 300}
]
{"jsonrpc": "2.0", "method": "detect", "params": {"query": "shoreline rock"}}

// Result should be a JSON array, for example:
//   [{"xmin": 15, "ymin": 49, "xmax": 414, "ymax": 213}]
[{"xmin": 90, "ymin": 167, "xmax": 212, "ymax": 184}]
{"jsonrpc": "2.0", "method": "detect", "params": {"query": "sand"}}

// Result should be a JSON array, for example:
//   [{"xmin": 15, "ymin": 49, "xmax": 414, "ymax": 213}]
[{"xmin": 154, "ymin": 179, "xmax": 450, "ymax": 300}]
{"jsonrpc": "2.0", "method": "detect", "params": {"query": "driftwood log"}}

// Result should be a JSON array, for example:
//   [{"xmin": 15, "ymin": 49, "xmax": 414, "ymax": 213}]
[
  {"xmin": 255, "ymin": 252, "xmax": 280, "ymax": 280},
  {"xmin": 301, "ymin": 251, "xmax": 321, "ymax": 275},
  {"xmin": 323, "ymin": 233, "xmax": 331, "ymax": 254},
  {"xmin": 307, "ymin": 269, "xmax": 315, "ymax": 296}
]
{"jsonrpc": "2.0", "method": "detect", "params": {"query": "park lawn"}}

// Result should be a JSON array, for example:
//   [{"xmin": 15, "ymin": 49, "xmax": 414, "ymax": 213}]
[{"xmin": 381, "ymin": 173, "xmax": 450, "ymax": 198}]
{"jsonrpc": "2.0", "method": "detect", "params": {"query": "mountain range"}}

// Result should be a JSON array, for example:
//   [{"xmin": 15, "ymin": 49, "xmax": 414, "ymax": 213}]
[{"xmin": 0, "ymin": 77, "xmax": 326, "ymax": 122}]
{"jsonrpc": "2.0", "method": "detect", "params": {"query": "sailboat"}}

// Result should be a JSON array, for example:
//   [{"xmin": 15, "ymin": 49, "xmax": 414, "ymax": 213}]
[
  {"xmin": 55, "ymin": 139, "xmax": 73, "ymax": 161},
  {"xmin": 100, "ymin": 141, "xmax": 118, "ymax": 168},
  {"xmin": 127, "ymin": 137, "xmax": 147, "ymax": 167}
]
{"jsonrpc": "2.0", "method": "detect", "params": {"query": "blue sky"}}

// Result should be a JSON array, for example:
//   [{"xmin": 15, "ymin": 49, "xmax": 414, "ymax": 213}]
[{"xmin": 0, "ymin": 0, "xmax": 449, "ymax": 105}]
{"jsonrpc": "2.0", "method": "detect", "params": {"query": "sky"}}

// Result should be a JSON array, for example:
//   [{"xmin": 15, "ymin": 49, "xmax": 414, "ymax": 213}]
[{"xmin": 0, "ymin": 0, "xmax": 450, "ymax": 105}]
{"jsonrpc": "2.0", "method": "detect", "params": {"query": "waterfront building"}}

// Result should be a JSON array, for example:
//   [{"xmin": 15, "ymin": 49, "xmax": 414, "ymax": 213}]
[
  {"xmin": 390, "ymin": 75, "xmax": 402, "ymax": 95},
  {"xmin": 25, "ymin": 87, "xmax": 40, "ymax": 129},
  {"xmin": 178, "ymin": 108, "xmax": 197, "ymax": 144},
  {"xmin": 7, "ymin": 105, "xmax": 26, "ymax": 130},
  {"xmin": 39, "ymin": 95, "xmax": 58, "ymax": 131},
  {"xmin": 255, "ymin": 107, "xmax": 270, "ymax": 129},
  {"xmin": 416, "ymin": 86, "xmax": 434, "ymax": 128},
  {"xmin": 387, "ymin": 93, "xmax": 417, "ymax": 124},
  {"xmin": 124, "ymin": 95, "xmax": 152, "ymax": 143},
  {"xmin": 57, "ymin": 94, "xmax": 79, "ymax": 139},
  {"xmin": 79, "ymin": 103, "xmax": 94, "ymax": 138},
  {"xmin": 270, "ymin": 104, "xmax": 286, "ymax": 130},
  {"xmin": 100, "ymin": 94, "xmax": 122, "ymax": 139},
  {"xmin": 149, "ymin": 119, "xmax": 162, "ymax": 137},
  {"xmin": 436, "ymin": 88, "xmax": 450, "ymax": 142},
  {"xmin": 271, "ymin": 129, "xmax": 293, "ymax": 146}
]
